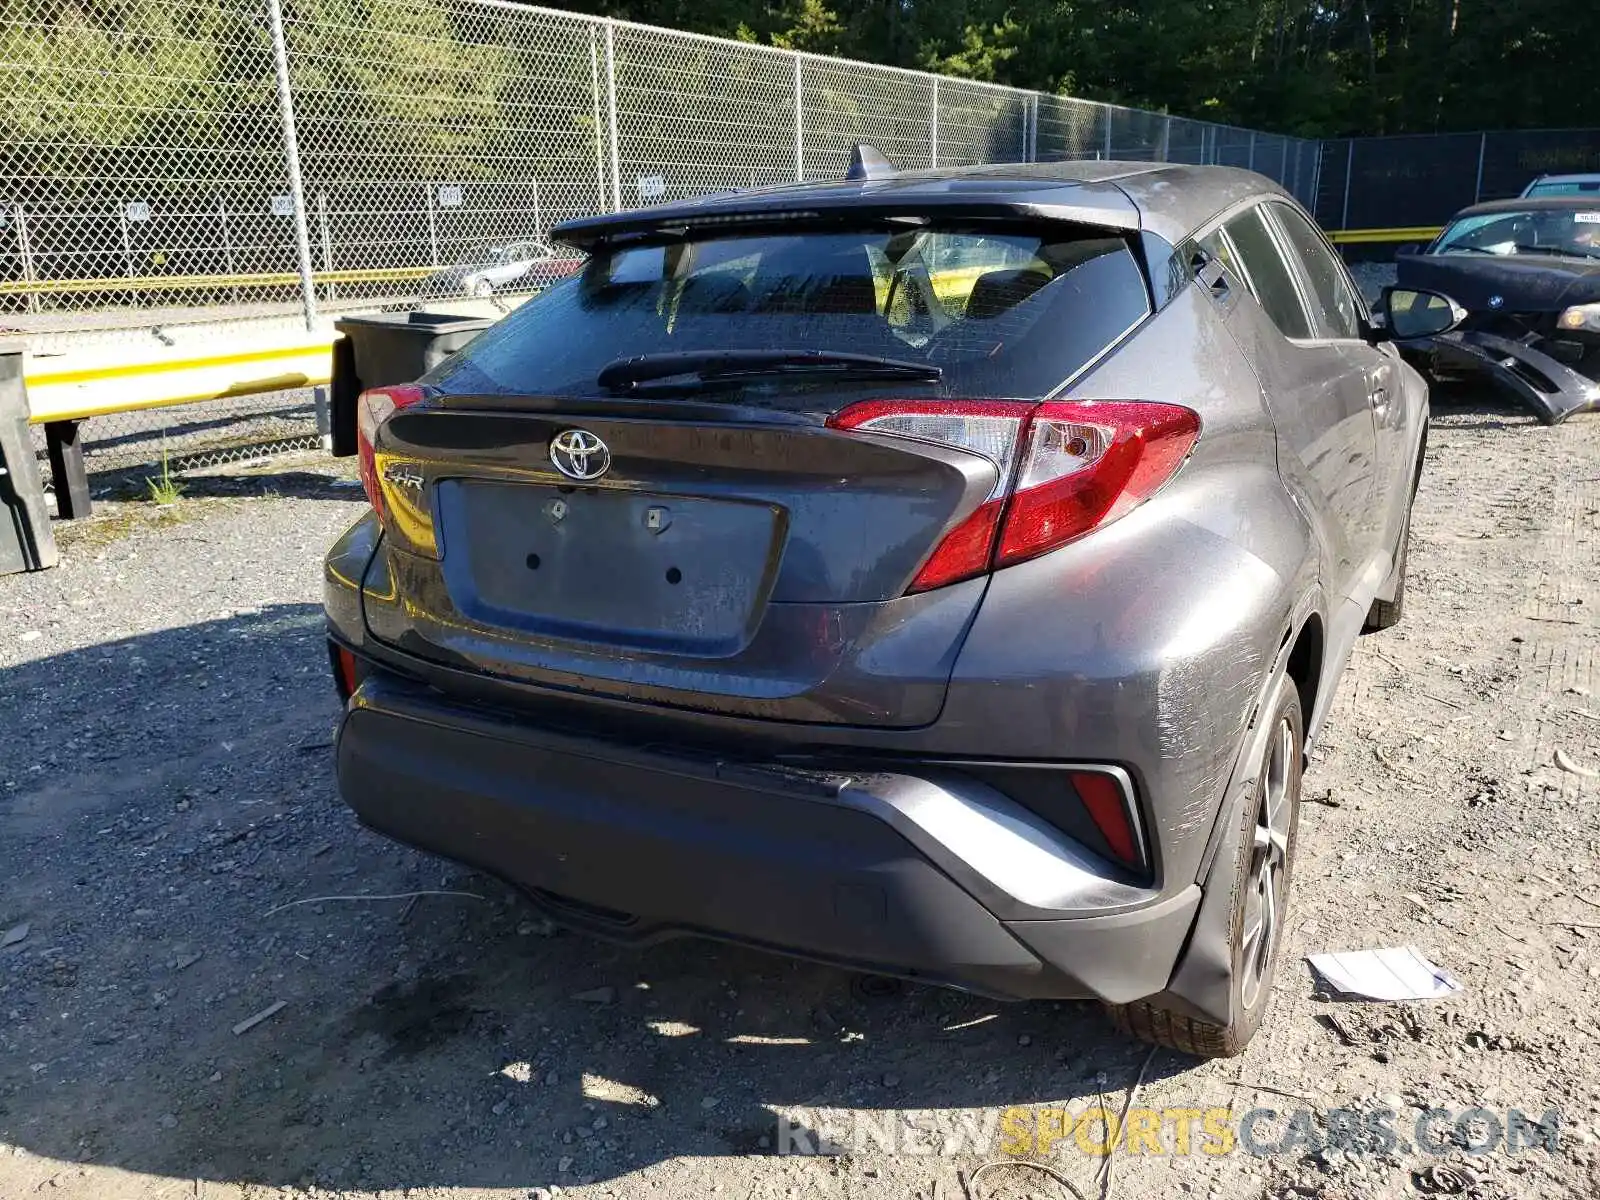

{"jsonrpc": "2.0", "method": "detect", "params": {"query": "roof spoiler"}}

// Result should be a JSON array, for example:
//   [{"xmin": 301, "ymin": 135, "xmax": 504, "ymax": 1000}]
[{"xmin": 846, "ymin": 143, "xmax": 896, "ymax": 182}]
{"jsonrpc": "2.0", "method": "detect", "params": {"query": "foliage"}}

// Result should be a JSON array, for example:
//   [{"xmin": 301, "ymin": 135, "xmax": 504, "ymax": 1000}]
[
  {"xmin": 559, "ymin": 0, "xmax": 1600, "ymax": 137},
  {"xmin": 0, "ymin": 0, "xmax": 1590, "ymax": 220},
  {"xmin": 145, "ymin": 443, "xmax": 185, "ymax": 505}
]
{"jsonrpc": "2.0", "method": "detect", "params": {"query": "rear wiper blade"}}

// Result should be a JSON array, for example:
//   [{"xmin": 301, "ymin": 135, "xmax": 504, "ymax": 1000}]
[{"xmin": 597, "ymin": 350, "xmax": 941, "ymax": 393}]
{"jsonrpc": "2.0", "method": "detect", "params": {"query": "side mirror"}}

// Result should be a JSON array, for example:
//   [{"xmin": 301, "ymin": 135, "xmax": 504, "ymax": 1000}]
[
  {"xmin": 1394, "ymin": 242, "xmax": 1422, "ymax": 258},
  {"xmin": 1373, "ymin": 286, "xmax": 1468, "ymax": 341}
]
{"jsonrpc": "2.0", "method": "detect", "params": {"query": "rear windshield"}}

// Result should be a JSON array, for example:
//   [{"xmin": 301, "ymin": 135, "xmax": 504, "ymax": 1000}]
[{"xmin": 428, "ymin": 223, "xmax": 1152, "ymax": 402}]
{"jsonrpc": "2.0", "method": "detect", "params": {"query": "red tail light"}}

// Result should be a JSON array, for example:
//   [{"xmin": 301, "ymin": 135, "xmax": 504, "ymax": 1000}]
[
  {"xmin": 356, "ymin": 385, "xmax": 428, "ymax": 519},
  {"xmin": 828, "ymin": 399, "xmax": 1200, "ymax": 592}
]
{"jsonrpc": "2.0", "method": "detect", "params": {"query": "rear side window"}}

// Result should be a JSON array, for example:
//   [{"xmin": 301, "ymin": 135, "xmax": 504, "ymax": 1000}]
[
  {"xmin": 429, "ymin": 224, "xmax": 1151, "ymax": 403},
  {"xmin": 1222, "ymin": 207, "xmax": 1313, "ymax": 340},
  {"xmin": 1269, "ymin": 202, "xmax": 1363, "ymax": 339}
]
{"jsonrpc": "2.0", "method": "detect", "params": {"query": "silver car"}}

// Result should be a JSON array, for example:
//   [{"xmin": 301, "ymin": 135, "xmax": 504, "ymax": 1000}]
[
  {"xmin": 419, "ymin": 239, "xmax": 565, "ymax": 299},
  {"xmin": 325, "ymin": 160, "xmax": 1461, "ymax": 1056}
]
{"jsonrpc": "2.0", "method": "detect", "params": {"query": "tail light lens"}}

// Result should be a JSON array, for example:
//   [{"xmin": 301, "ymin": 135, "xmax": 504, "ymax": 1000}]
[
  {"xmin": 356, "ymin": 385, "xmax": 428, "ymax": 520},
  {"xmin": 999, "ymin": 401, "xmax": 1202, "ymax": 567},
  {"xmin": 829, "ymin": 399, "xmax": 1200, "ymax": 592}
]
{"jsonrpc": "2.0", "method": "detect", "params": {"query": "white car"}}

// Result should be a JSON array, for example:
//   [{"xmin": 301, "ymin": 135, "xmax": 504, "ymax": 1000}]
[
  {"xmin": 421, "ymin": 240, "xmax": 573, "ymax": 299},
  {"xmin": 1521, "ymin": 174, "xmax": 1600, "ymax": 198}
]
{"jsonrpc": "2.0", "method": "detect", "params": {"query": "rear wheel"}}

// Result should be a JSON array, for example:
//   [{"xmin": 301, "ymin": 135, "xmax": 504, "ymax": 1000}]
[
  {"xmin": 472, "ymin": 278, "xmax": 495, "ymax": 299},
  {"xmin": 1106, "ymin": 674, "xmax": 1303, "ymax": 1057}
]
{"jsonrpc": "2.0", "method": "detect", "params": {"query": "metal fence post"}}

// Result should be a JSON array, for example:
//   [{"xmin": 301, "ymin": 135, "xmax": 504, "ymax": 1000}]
[
  {"xmin": 1103, "ymin": 106, "xmax": 1113, "ymax": 160},
  {"xmin": 930, "ymin": 78, "xmax": 939, "ymax": 168},
  {"xmin": 14, "ymin": 204, "xmax": 37, "ymax": 315},
  {"xmin": 424, "ymin": 183, "xmax": 439, "ymax": 266},
  {"xmin": 1160, "ymin": 115, "xmax": 1172, "ymax": 162},
  {"xmin": 604, "ymin": 21, "xmax": 622, "ymax": 212},
  {"xmin": 218, "ymin": 197, "xmax": 239, "ymax": 305},
  {"xmin": 793, "ymin": 54, "xmax": 805, "ymax": 181},
  {"xmin": 1248, "ymin": 131, "xmax": 1256, "ymax": 171},
  {"xmin": 1474, "ymin": 133, "xmax": 1488, "ymax": 202},
  {"xmin": 1281, "ymin": 138, "xmax": 1289, "ymax": 188},
  {"xmin": 265, "ymin": 0, "xmax": 318, "ymax": 332},
  {"xmin": 118, "ymin": 203, "xmax": 134, "ymax": 280},
  {"xmin": 117, "ymin": 201, "xmax": 141, "ymax": 308},
  {"xmin": 589, "ymin": 28, "xmax": 608, "ymax": 210},
  {"xmin": 317, "ymin": 190, "xmax": 334, "ymax": 301},
  {"xmin": 1341, "ymin": 140, "xmax": 1355, "ymax": 231}
]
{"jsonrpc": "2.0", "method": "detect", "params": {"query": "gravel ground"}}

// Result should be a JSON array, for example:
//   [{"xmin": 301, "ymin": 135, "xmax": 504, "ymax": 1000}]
[
  {"xmin": 1, "ymin": 396, "xmax": 1598, "ymax": 1200},
  {"xmin": 1346, "ymin": 261, "xmax": 1398, "ymax": 304}
]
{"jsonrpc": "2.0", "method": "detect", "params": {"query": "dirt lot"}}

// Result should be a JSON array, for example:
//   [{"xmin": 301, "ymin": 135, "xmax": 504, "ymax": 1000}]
[{"xmin": 2, "ymin": 394, "xmax": 1598, "ymax": 1200}]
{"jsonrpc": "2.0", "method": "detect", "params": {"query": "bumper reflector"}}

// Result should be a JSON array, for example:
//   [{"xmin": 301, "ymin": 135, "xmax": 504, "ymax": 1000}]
[
  {"xmin": 1070, "ymin": 770, "xmax": 1140, "ymax": 867},
  {"xmin": 331, "ymin": 643, "xmax": 358, "ymax": 702}
]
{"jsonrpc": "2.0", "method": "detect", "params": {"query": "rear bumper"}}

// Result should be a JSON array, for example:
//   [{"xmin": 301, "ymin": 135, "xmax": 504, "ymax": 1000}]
[{"xmin": 336, "ymin": 673, "xmax": 1200, "ymax": 1003}]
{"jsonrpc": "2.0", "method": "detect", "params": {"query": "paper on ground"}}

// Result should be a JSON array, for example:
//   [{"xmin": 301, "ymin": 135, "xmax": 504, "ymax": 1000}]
[{"xmin": 1306, "ymin": 946, "xmax": 1463, "ymax": 1001}]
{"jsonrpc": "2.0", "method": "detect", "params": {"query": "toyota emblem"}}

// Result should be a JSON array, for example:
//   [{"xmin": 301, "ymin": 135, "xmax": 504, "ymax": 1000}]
[{"xmin": 549, "ymin": 428, "xmax": 611, "ymax": 481}]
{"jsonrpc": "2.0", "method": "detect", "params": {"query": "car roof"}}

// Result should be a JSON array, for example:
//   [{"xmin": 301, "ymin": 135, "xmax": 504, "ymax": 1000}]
[
  {"xmin": 551, "ymin": 161, "xmax": 1290, "ymax": 249},
  {"xmin": 1529, "ymin": 173, "xmax": 1600, "ymax": 184},
  {"xmin": 1454, "ymin": 195, "xmax": 1600, "ymax": 218}
]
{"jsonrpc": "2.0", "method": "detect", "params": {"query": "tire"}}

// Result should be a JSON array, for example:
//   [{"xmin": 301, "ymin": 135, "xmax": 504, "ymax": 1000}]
[
  {"xmin": 1105, "ymin": 673, "xmax": 1304, "ymax": 1058},
  {"xmin": 471, "ymin": 278, "xmax": 495, "ymax": 299}
]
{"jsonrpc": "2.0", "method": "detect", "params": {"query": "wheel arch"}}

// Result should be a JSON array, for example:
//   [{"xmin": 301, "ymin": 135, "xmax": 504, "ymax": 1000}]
[
  {"xmin": 1284, "ymin": 611, "xmax": 1324, "ymax": 751},
  {"xmin": 1137, "ymin": 591, "xmax": 1323, "ymax": 1027}
]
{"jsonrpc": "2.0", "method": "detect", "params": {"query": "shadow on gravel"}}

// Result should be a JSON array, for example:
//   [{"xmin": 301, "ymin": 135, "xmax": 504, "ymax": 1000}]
[
  {"xmin": 1426, "ymin": 382, "xmax": 1560, "ymax": 432},
  {"xmin": 0, "ymin": 605, "xmax": 1196, "ymax": 1194},
  {"xmin": 96, "ymin": 469, "xmax": 363, "ymax": 504}
]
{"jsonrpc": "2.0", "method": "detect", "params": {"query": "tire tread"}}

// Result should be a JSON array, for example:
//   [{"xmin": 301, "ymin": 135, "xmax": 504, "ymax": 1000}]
[{"xmin": 1106, "ymin": 1000, "xmax": 1237, "ymax": 1058}]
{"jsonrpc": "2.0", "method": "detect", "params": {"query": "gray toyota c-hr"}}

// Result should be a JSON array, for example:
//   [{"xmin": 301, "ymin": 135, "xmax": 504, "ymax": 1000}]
[{"xmin": 325, "ymin": 157, "xmax": 1462, "ymax": 1056}]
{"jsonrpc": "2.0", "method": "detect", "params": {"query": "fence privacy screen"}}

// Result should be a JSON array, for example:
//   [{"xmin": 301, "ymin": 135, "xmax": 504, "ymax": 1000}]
[{"xmin": 1316, "ymin": 128, "xmax": 1600, "ymax": 239}]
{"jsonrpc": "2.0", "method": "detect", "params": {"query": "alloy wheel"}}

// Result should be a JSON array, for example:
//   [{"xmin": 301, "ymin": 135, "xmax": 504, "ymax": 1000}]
[{"xmin": 1240, "ymin": 715, "xmax": 1295, "ymax": 1010}]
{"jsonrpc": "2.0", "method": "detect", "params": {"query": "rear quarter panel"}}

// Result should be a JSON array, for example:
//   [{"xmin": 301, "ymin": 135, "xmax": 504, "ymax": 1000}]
[{"xmin": 944, "ymin": 282, "xmax": 1322, "ymax": 887}]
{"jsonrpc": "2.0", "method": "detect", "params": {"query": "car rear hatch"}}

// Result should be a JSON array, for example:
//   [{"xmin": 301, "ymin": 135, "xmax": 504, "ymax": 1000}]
[
  {"xmin": 368, "ymin": 400, "xmax": 997, "ymax": 725},
  {"xmin": 357, "ymin": 209, "xmax": 1160, "ymax": 726}
]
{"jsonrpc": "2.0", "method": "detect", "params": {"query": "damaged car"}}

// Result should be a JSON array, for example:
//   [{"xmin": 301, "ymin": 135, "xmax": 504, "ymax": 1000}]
[
  {"xmin": 326, "ymin": 157, "xmax": 1459, "ymax": 1056},
  {"xmin": 1394, "ymin": 196, "xmax": 1600, "ymax": 423}
]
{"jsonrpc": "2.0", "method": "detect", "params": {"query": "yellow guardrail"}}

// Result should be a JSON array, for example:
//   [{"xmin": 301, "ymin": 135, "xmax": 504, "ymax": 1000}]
[
  {"xmin": 0, "ymin": 266, "xmax": 437, "ymax": 298},
  {"xmin": 24, "ymin": 335, "xmax": 338, "ymax": 425},
  {"xmin": 1326, "ymin": 226, "xmax": 1443, "ymax": 245}
]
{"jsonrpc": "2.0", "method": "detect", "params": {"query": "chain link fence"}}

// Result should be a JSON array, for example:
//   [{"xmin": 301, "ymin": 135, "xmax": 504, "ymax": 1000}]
[{"xmin": 2, "ymin": 0, "xmax": 1317, "ymax": 483}]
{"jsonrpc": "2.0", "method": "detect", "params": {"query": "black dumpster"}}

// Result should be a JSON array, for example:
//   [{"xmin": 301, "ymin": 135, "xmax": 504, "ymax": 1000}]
[
  {"xmin": 0, "ymin": 345, "xmax": 58, "ymax": 574},
  {"xmin": 329, "ymin": 311, "xmax": 494, "ymax": 456}
]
